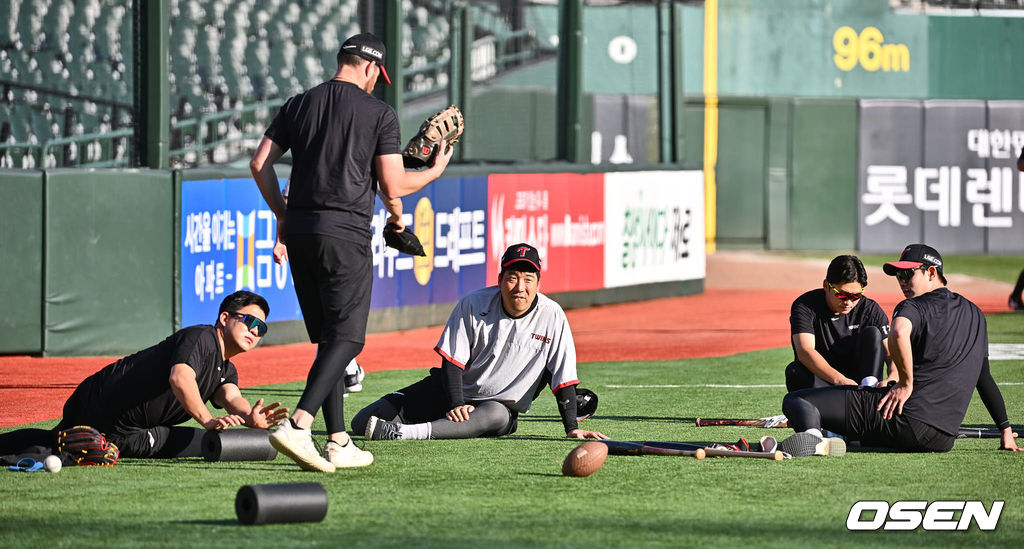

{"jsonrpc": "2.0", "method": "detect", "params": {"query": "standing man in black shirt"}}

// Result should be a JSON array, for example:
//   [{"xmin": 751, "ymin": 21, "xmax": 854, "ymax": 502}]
[
  {"xmin": 779, "ymin": 244, "xmax": 1020, "ymax": 456},
  {"xmin": 251, "ymin": 32, "xmax": 454, "ymax": 472},
  {"xmin": 0, "ymin": 291, "xmax": 288, "ymax": 461},
  {"xmin": 786, "ymin": 255, "xmax": 892, "ymax": 392}
]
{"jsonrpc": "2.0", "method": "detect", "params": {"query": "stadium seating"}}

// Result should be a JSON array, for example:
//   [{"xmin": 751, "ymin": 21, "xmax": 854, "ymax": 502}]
[{"xmin": 1, "ymin": 0, "xmax": 560, "ymax": 167}]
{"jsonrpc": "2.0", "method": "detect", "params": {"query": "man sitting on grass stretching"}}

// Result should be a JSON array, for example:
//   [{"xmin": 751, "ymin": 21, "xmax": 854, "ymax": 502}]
[
  {"xmin": 352, "ymin": 243, "xmax": 607, "ymax": 442},
  {"xmin": 785, "ymin": 254, "xmax": 892, "ymax": 392},
  {"xmin": 779, "ymin": 244, "xmax": 1020, "ymax": 457},
  {"xmin": 0, "ymin": 291, "xmax": 287, "ymax": 463}
]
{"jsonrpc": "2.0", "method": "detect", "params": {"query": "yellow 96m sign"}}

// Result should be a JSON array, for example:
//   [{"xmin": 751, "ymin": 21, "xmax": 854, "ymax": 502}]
[{"xmin": 833, "ymin": 26, "xmax": 910, "ymax": 72}]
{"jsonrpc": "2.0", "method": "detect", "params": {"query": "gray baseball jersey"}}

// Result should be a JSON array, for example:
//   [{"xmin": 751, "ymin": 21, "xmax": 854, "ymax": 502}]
[{"xmin": 434, "ymin": 286, "xmax": 579, "ymax": 413}]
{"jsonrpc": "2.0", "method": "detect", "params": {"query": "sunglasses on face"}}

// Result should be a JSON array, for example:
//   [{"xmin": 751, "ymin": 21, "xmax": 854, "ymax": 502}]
[
  {"xmin": 827, "ymin": 282, "xmax": 864, "ymax": 302},
  {"xmin": 228, "ymin": 312, "xmax": 268, "ymax": 337},
  {"xmin": 894, "ymin": 267, "xmax": 927, "ymax": 283}
]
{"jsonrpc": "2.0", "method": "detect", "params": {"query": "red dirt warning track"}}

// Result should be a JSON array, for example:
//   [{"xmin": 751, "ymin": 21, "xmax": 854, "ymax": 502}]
[{"xmin": 1, "ymin": 252, "xmax": 1013, "ymax": 428}]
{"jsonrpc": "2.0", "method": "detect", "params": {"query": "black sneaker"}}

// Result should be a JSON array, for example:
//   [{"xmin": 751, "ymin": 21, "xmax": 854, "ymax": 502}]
[
  {"xmin": 344, "ymin": 360, "xmax": 365, "ymax": 393},
  {"xmin": 365, "ymin": 416, "xmax": 403, "ymax": 441},
  {"xmin": 1009, "ymin": 294, "xmax": 1024, "ymax": 311}
]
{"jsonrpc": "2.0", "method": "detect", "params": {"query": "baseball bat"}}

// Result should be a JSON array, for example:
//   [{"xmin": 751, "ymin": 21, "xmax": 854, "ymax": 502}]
[
  {"xmin": 645, "ymin": 441, "xmax": 783, "ymax": 461},
  {"xmin": 598, "ymin": 440, "xmax": 705, "ymax": 459},
  {"xmin": 695, "ymin": 417, "xmax": 789, "ymax": 428},
  {"xmin": 956, "ymin": 427, "xmax": 1018, "ymax": 439}
]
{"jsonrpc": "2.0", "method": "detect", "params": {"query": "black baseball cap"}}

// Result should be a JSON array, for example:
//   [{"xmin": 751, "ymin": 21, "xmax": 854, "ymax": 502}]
[
  {"xmin": 883, "ymin": 243, "xmax": 947, "ymax": 284},
  {"xmin": 340, "ymin": 33, "xmax": 391, "ymax": 85},
  {"xmin": 501, "ymin": 243, "xmax": 541, "ymax": 272}
]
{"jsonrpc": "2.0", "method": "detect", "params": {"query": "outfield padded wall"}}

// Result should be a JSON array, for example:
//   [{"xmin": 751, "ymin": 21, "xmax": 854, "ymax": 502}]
[
  {"xmin": 714, "ymin": 98, "xmax": 767, "ymax": 247},
  {"xmin": 0, "ymin": 170, "xmax": 44, "ymax": 354},
  {"xmin": 43, "ymin": 170, "xmax": 173, "ymax": 356},
  {"xmin": 789, "ymin": 99, "xmax": 858, "ymax": 250}
]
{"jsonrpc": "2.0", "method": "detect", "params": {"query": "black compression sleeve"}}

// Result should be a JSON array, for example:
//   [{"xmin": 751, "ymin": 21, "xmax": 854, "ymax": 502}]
[
  {"xmin": 555, "ymin": 385, "xmax": 578, "ymax": 434},
  {"xmin": 976, "ymin": 358, "xmax": 1011, "ymax": 430},
  {"xmin": 441, "ymin": 359, "xmax": 465, "ymax": 408}
]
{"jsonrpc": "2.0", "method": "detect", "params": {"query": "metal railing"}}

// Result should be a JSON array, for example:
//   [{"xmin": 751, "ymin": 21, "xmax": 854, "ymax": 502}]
[
  {"xmin": 0, "ymin": 128, "xmax": 134, "ymax": 169},
  {"xmin": 169, "ymin": 100, "xmax": 283, "ymax": 167}
]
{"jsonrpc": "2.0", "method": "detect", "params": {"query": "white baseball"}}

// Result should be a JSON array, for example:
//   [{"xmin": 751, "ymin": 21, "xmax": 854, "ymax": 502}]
[
  {"xmin": 44, "ymin": 455, "xmax": 62, "ymax": 473},
  {"xmin": 860, "ymin": 376, "xmax": 879, "ymax": 388}
]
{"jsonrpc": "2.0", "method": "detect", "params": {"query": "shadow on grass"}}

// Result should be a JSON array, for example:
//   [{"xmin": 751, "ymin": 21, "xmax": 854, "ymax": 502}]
[
  {"xmin": 519, "ymin": 472, "xmax": 562, "ymax": 478},
  {"xmin": 117, "ymin": 460, "xmax": 282, "ymax": 471},
  {"xmin": 172, "ymin": 519, "xmax": 238, "ymax": 526}
]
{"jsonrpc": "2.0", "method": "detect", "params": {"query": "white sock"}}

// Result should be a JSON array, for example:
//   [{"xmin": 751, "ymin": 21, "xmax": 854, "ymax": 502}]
[
  {"xmin": 399, "ymin": 422, "xmax": 431, "ymax": 440},
  {"xmin": 805, "ymin": 428, "xmax": 824, "ymax": 439}
]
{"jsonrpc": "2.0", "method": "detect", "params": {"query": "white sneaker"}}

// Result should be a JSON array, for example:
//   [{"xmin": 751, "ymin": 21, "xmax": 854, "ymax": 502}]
[
  {"xmin": 324, "ymin": 440, "xmax": 374, "ymax": 468},
  {"xmin": 269, "ymin": 421, "xmax": 336, "ymax": 473},
  {"xmin": 344, "ymin": 360, "xmax": 365, "ymax": 393}
]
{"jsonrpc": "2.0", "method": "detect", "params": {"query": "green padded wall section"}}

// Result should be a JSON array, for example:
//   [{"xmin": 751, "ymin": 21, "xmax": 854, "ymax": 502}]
[
  {"xmin": 715, "ymin": 99, "xmax": 768, "ymax": 246},
  {"xmin": 0, "ymin": 171, "xmax": 44, "ymax": 354},
  {"xmin": 765, "ymin": 98, "xmax": 792, "ymax": 250},
  {"xmin": 44, "ymin": 170, "xmax": 174, "ymax": 356},
  {"xmin": 789, "ymin": 98, "xmax": 858, "ymax": 250}
]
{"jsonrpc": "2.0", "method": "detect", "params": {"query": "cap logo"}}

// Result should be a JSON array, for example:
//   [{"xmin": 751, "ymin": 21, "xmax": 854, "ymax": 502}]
[
  {"xmin": 923, "ymin": 254, "xmax": 941, "ymax": 266},
  {"xmin": 360, "ymin": 45, "xmax": 383, "ymax": 58},
  {"xmin": 514, "ymin": 246, "xmax": 530, "ymax": 258}
]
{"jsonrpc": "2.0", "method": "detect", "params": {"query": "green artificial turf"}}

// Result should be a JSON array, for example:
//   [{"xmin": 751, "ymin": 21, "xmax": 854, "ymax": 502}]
[
  {"xmin": 769, "ymin": 252, "xmax": 1024, "ymax": 286},
  {"xmin": 2, "ymin": 345, "xmax": 1022, "ymax": 547}
]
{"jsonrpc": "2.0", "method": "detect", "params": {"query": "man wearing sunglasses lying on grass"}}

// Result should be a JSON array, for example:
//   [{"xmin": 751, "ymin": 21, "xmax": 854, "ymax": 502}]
[
  {"xmin": 785, "ymin": 255, "xmax": 894, "ymax": 393},
  {"xmin": 0, "ymin": 290, "xmax": 288, "ymax": 463}
]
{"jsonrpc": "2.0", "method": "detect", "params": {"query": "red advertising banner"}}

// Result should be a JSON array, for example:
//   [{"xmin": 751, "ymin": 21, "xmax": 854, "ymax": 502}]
[{"xmin": 487, "ymin": 173, "xmax": 605, "ymax": 292}]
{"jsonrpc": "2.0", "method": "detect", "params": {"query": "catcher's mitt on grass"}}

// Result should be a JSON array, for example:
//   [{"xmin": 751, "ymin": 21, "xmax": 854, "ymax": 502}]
[
  {"xmin": 56, "ymin": 426, "xmax": 119, "ymax": 466},
  {"xmin": 403, "ymin": 105, "xmax": 464, "ymax": 168},
  {"xmin": 383, "ymin": 223, "xmax": 426, "ymax": 256}
]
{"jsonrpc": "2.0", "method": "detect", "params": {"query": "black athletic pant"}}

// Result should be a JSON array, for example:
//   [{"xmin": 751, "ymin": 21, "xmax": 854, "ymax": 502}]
[
  {"xmin": 785, "ymin": 326, "xmax": 885, "ymax": 392},
  {"xmin": 0, "ymin": 424, "xmax": 206, "ymax": 461},
  {"xmin": 781, "ymin": 386, "xmax": 954, "ymax": 452},
  {"xmin": 287, "ymin": 234, "xmax": 372, "ymax": 435},
  {"xmin": 351, "ymin": 370, "xmax": 517, "ymax": 439}
]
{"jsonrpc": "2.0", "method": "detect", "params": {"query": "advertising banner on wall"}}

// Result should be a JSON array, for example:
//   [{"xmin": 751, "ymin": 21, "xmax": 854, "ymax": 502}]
[
  {"xmin": 487, "ymin": 173, "xmax": 606, "ymax": 292},
  {"xmin": 180, "ymin": 178, "xmax": 300, "ymax": 327},
  {"xmin": 370, "ymin": 176, "xmax": 488, "ymax": 310},
  {"xmin": 858, "ymin": 100, "xmax": 1024, "ymax": 254},
  {"xmin": 604, "ymin": 171, "xmax": 705, "ymax": 287}
]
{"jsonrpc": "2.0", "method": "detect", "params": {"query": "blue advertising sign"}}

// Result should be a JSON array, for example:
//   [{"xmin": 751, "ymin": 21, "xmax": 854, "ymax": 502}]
[
  {"xmin": 180, "ymin": 176, "xmax": 489, "ymax": 329},
  {"xmin": 180, "ymin": 178, "xmax": 300, "ymax": 327},
  {"xmin": 369, "ymin": 175, "xmax": 489, "ymax": 310}
]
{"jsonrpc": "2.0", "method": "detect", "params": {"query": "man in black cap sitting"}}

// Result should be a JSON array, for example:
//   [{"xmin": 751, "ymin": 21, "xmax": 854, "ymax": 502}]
[{"xmin": 778, "ymin": 244, "xmax": 1020, "ymax": 456}]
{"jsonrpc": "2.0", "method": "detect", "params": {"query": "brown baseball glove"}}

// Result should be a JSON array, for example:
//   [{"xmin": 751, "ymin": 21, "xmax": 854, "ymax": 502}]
[{"xmin": 403, "ymin": 105, "xmax": 464, "ymax": 168}]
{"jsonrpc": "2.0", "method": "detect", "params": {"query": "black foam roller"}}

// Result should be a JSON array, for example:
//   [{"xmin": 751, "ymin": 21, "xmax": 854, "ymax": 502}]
[
  {"xmin": 235, "ymin": 483, "xmax": 329, "ymax": 525},
  {"xmin": 202, "ymin": 429, "xmax": 278, "ymax": 462}
]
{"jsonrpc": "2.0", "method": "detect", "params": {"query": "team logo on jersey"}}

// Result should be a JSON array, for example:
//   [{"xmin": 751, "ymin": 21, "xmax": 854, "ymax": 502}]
[{"xmin": 531, "ymin": 333, "xmax": 551, "ymax": 344}]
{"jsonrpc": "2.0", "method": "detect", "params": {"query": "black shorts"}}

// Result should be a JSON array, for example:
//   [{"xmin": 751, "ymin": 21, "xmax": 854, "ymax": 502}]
[
  {"xmin": 383, "ymin": 369, "xmax": 519, "ymax": 436},
  {"xmin": 844, "ymin": 388, "xmax": 955, "ymax": 452},
  {"xmin": 285, "ymin": 233, "xmax": 372, "ymax": 344}
]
